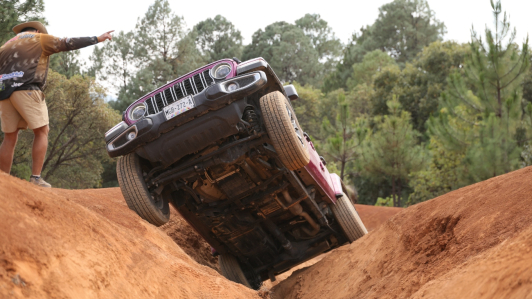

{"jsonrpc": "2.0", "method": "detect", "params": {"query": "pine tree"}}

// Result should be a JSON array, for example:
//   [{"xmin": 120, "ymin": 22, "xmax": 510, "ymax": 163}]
[
  {"xmin": 0, "ymin": 0, "xmax": 46, "ymax": 44},
  {"xmin": 360, "ymin": 97, "xmax": 425, "ymax": 207},
  {"xmin": 321, "ymin": 92, "xmax": 367, "ymax": 180},
  {"xmin": 428, "ymin": 0, "xmax": 531, "ymax": 182}
]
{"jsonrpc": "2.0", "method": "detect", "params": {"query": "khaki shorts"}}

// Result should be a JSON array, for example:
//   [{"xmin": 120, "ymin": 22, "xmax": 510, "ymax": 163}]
[{"xmin": 0, "ymin": 90, "xmax": 48, "ymax": 133}]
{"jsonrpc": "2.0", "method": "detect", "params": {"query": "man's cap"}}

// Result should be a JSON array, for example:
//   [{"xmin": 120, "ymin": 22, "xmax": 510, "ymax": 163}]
[{"xmin": 12, "ymin": 21, "xmax": 48, "ymax": 34}]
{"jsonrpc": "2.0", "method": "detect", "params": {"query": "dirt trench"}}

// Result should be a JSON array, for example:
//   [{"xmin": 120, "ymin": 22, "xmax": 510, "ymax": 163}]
[
  {"xmin": 2, "ymin": 166, "xmax": 531, "ymax": 298},
  {"xmin": 271, "ymin": 166, "xmax": 532, "ymax": 299}
]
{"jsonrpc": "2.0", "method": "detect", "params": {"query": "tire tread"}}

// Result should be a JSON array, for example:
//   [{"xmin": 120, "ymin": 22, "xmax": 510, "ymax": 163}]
[
  {"xmin": 331, "ymin": 193, "xmax": 368, "ymax": 242},
  {"xmin": 260, "ymin": 91, "xmax": 310, "ymax": 170},
  {"xmin": 117, "ymin": 153, "xmax": 169, "ymax": 226}
]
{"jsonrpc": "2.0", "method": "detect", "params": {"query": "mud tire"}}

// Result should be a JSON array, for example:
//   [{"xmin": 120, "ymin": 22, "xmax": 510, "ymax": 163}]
[
  {"xmin": 331, "ymin": 193, "xmax": 368, "ymax": 242},
  {"xmin": 219, "ymin": 254, "xmax": 253, "ymax": 288},
  {"xmin": 260, "ymin": 91, "xmax": 310, "ymax": 170},
  {"xmin": 117, "ymin": 153, "xmax": 170, "ymax": 226}
]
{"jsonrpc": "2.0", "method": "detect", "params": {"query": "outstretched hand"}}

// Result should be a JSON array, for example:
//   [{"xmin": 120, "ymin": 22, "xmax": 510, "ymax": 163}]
[{"xmin": 97, "ymin": 30, "xmax": 114, "ymax": 43}]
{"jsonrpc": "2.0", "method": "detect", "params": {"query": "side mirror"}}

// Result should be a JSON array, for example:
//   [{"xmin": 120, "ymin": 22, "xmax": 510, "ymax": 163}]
[{"xmin": 284, "ymin": 85, "xmax": 299, "ymax": 101}]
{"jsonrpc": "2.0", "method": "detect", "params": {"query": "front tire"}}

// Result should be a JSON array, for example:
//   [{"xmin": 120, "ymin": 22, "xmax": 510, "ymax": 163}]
[
  {"xmin": 117, "ymin": 153, "xmax": 170, "ymax": 226},
  {"xmin": 260, "ymin": 91, "xmax": 310, "ymax": 170},
  {"xmin": 331, "ymin": 193, "xmax": 368, "ymax": 242},
  {"xmin": 219, "ymin": 254, "xmax": 253, "ymax": 288}
]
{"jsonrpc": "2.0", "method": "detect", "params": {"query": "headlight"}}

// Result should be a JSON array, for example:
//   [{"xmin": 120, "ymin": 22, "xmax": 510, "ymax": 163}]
[
  {"xmin": 129, "ymin": 103, "xmax": 146, "ymax": 121},
  {"xmin": 211, "ymin": 63, "xmax": 232, "ymax": 80}
]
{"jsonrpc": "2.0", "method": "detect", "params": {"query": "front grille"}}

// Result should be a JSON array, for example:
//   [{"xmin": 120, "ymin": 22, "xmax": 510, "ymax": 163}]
[
  {"xmin": 164, "ymin": 88, "xmax": 174, "ymax": 104},
  {"xmin": 146, "ymin": 98, "xmax": 156, "ymax": 114},
  {"xmin": 193, "ymin": 74, "xmax": 204, "ymax": 93},
  {"xmin": 154, "ymin": 93, "xmax": 165, "ymax": 111},
  {"xmin": 183, "ymin": 78, "xmax": 194, "ymax": 95},
  {"xmin": 173, "ymin": 83, "xmax": 184, "ymax": 99},
  {"xmin": 144, "ymin": 71, "xmax": 214, "ymax": 116},
  {"xmin": 203, "ymin": 70, "xmax": 214, "ymax": 85}
]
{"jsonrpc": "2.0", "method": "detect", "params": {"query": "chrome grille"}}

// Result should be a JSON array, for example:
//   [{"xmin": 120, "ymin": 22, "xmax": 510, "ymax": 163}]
[
  {"xmin": 144, "ymin": 71, "xmax": 214, "ymax": 116},
  {"xmin": 146, "ymin": 98, "xmax": 156, "ymax": 114},
  {"xmin": 154, "ymin": 93, "xmax": 165, "ymax": 111},
  {"xmin": 173, "ymin": 83, "xmax": 184, "ymax": 99},
  {"xmin": 164, "ymin": 88, "xmax": 174, "ymax": 104},
  {"xmin": 193, "ymin": 74, "xmax": 204, "ymax": 93},
  {"xmin": 203, "ymin": 69, "xmax": 214, "ymax": 85},
  {"xmin": 183, "ymin": 79, "xmax": 194, "ymax": 95}
]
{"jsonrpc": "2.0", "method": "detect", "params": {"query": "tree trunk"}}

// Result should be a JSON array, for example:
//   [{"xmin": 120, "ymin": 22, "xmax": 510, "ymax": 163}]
[
  {"xmin": 392, "ymin": 176, "xmax": 397, "ymax": 207},
  {"xmin": 397, "ymin": 178, "xmax": 402, "ymax": 207}
]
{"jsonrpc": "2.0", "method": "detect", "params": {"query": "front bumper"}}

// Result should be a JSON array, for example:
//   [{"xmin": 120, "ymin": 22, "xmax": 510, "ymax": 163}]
[{"xmin": 105, "ymin": 71, "xmax": 267, "ymax": 166}]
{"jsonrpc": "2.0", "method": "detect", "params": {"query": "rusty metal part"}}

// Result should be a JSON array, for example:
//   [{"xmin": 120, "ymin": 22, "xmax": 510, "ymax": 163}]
[{"xmin": 281, "ymin": 190, "xmax": 320, "ymax": 237}]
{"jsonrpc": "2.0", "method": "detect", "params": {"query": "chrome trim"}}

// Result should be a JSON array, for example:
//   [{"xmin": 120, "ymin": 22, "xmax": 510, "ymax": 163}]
[
  {"xmin": 105, "ymin": 121, "xmax": 127, "ymax": 138},
  {"xmin": 221, "ymin": 73, "xmax": 261, "ymax": 92},
  {"xmin": 200, "ymin": 72, "xmax": 208, "ymax": 87},
  {"xmin": 161, "ymin": 92, "xmax": 169, "ymax": 107},
  {"xmin": 128, "ymin": 103, "xmax": 147, "ymax": 121},
  {"xmin": 151, "ymin": 97, "xmax": 159, "ymax": 113},
  {"xmin": 169, "ymin": 85, "xmax": 178, "ymax": 102},
  {"xmin": 181, "ymin": 81, "xmax": 187, "ymax": 96},
  {"xmin": 190, "ymin": 77, "xmax": 199, "ymax": 94},
  {"xmin": 210, "ymin": 62, "xmax": 232, "ymax": 80}
]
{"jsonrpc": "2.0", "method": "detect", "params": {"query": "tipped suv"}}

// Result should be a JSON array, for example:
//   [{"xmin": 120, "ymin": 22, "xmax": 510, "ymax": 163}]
[{"xmin": 105, "ymin": 57, "xmax": 367, "ymax": 289}]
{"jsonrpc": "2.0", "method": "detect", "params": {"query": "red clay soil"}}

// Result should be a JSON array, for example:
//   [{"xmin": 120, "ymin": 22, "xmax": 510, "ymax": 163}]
[
  {"xmin": 263, "ymin": 204, "xmax": 402, "ymax": 289},
  {"xmin": 272, "ymin": 166, "xmax": 532, "ymax": 299},
  {"xmin": 354, "ymin": 204, "xmax": 402, "ymax": 232},
  {"xmin": 0, "ymin": 172, "xmax": 263, "ymax": 298}
]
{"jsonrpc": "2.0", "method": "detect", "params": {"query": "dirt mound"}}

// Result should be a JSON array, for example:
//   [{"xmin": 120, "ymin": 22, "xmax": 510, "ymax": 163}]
[
  {"xmin": 272, "ymin": 167, "xmax": 532, "ymax": 299},
  {"xmin": 354, "ymin": 204, "xmax": 402, "ymax": 232},
  {"xmin": 0, "ymin": 172, "xmax": 262, "ymax": 298},
  {"xmin": 263, "ymin": 204, "xmax": 402, "ymax": 289}
]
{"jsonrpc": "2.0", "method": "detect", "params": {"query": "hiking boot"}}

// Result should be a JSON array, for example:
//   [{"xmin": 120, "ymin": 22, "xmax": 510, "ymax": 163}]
[{"xmin": 30, "ymin": 176, "xmax": 52, "ymax": 188}]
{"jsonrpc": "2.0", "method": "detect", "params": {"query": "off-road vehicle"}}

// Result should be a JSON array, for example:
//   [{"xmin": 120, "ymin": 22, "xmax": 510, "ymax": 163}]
[{"xmin": 105, "ymin": 57, "xmax": 367, "ymax": 289}]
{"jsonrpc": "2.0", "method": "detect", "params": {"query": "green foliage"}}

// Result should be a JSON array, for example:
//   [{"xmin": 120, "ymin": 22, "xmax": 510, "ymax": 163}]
[
  {"xmin": 321, "ymin": 92, "xmax": 367, "ymax": 179},
  {"xmin": 191, "ymin": 15, "xmax": 243, "ymax": 61},
  {"xmin": 289, "ymin": 82, "xmax": 322, "ymax": 138},
  {"xmin": 408, "ymin": 137, "xmax": 465, "ymax": 204},
  {"xmin": 359, "ymin": 97, "xmax": 426, "ymax": 206},
  {"xmin": 370, "ymin": 41, "xmax": 470, "ymax": 133},
  {"xmin": 49, "ymin": 50, "xmax": 83, "ymax": 79},
  {"xmin": 295, "ymin": 13, "xmax": 342, "ymax": 74},
  {"xmin": 347, "ymin": 50, "xmax": 398, "ymax": 89},
  {"xmin": 0, "ymin": 0, "xmax": 46, "ymax": 44},
  {"xmin": 9, "ymin": 71, "xmax": 121, "ymax": 188},
  {"xmin": 428, "ymin": 0, "xmax": 531, "ymax": 183},
  {"xmin": 243, "ymin": 22, "xmax": 321, "ymax": 85},
  {"xmin": 90, "ymin": 0, "xmax": 207, "ymax": 112},
  {"xmin": 375, "ymin": 196, "xmax": 394, "ymax": 207},
  {"xmin": 323, "ymin": 0, "xmax": 445, "ymax": 92}
]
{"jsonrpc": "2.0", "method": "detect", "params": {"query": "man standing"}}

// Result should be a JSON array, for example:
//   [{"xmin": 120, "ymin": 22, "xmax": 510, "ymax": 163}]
[{"xmin": 0, "ymin": 21, "xmax": 113, "ymax": 187}]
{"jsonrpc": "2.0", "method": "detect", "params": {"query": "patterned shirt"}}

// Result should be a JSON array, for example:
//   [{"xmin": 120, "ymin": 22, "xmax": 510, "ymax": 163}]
[{"xmin": 0, "ymin": 32, "xmax": 98, "ymax": 100}]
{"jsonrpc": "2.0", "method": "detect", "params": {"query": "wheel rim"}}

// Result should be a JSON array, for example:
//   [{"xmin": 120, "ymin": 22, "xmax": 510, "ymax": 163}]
[
  {"xmin": 286, "ymin": 104, "xmax": 305, "ymax": 147},
  {"xmin": 139, "ymin": 158, "xmax": 165, "ymax": 209}
]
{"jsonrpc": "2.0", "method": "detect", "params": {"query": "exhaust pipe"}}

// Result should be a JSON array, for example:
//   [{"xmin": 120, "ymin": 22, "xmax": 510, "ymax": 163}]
[{"xmin": 281, "ymin": 190, "xmax": 320, "ymax": 236}]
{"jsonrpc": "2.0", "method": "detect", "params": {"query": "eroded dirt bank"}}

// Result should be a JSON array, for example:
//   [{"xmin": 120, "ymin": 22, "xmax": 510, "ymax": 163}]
[
  {"xmin": 0, "ymin": 172, "xmax": 261, "ymax": 298},
  {"xmin": 272, "ymin": 167, "xmax": 532, "ymax": 299}
]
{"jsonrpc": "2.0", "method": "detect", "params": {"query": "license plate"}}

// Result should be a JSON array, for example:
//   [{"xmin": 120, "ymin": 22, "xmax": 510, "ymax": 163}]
[{"xmin": 163, "ymin": 95, "xmax": 195, "ymax": 120}]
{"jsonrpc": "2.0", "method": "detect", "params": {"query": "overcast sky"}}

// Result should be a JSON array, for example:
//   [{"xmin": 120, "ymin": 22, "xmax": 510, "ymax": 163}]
[{"xmin": 42, "ymin": 0, "xmax": 531, "ymax": 63}]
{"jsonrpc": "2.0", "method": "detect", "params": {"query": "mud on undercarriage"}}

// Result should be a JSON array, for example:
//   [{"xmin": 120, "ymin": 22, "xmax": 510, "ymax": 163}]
[{"xmin": 111, "ymin": 58, "xmax": 367, "ymax": 289}]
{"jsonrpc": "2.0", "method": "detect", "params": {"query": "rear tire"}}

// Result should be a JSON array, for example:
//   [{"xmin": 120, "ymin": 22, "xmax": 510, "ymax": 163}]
[
  {"xmin": 331, "ymin": 193, "xmax": 368, "ymax": 242},
  {"xmin": 260, "ymin": 91, "xmax": 310, "ymax": 170},
  {"xmin": 117, "ymin": 153, "xmax": 170, "ymax": 226},
  {"xmin": 219, "ymin": 254, "xmax": 252, "ymax": 288}
]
